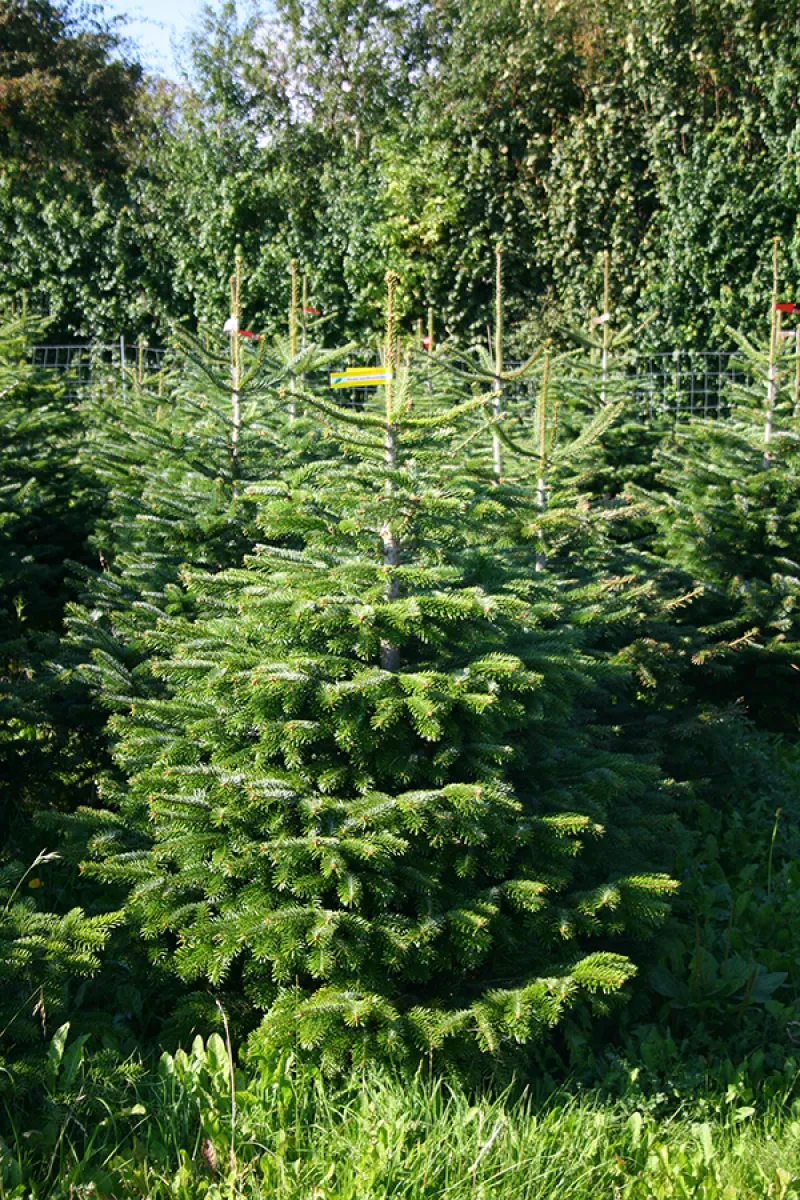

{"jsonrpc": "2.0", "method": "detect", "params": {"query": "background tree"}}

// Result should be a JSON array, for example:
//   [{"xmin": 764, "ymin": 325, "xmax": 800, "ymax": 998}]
[
  {"xmin": 5, "ymin": 0, "xmax": 800, "ymax": 344},
  {"xmin": 0, "ymin": 0, "xmax": 150, "ymax": 338}
]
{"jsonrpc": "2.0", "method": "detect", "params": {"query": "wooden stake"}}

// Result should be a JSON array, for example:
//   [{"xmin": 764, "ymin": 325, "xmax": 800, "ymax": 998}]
[
  {"xmin": 385, "ymin": 270, "xmax": 396, "ymax": 422},
  {"xmin": 601, "ymin": 249, "xmax": 610, "ymax": 407},
  {"xmin": 381, "ymin": 271, "xmax": 400, "ymax": 671},
  {"xmin": 230, "ymin": 256, "xmax": 242, "ymax": 466},
  {"xmin": 300, "ymin": 272, "xmax": 308, "ymax": 409},
  {"xmin": 301, "ymin": 273, "xmax": 308, "ymax": 346},
  {"xmin": 765, "ymin": 236, "xmax": 780, "ymax": 466},
  {"xmin": 536, "ymin": 351, "xmax": 550, "ymax": 572},
  {"xmin": 289, "ymin": 259, "xmax": 298, "ymax": 424},
  {"xmin": 492, "ymin": 245, "xmax": 504, "ymax": 478}
]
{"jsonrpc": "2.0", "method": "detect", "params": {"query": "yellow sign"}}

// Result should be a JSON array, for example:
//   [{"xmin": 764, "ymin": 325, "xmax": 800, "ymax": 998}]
[{"xmin": 330, "ymin": 366, "xmax": 390, "ymax": 389}]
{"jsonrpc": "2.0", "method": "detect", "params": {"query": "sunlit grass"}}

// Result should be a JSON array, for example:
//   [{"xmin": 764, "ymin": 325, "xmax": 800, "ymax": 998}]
[{"xmin": 2, "ymin": 1039, "xmax": 799, "ymax": 1198}]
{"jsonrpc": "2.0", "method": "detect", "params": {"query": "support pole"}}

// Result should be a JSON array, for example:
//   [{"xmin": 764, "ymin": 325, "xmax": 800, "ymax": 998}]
[
  {"xmin": 289, "ymin": 258, "xmax": 298, "ymax": 424},
  {"xmin": 492, "ymin": 245, "xmax": 504, "ymax": 478},
  {"xmin": 601, "ymin": 249, "xmax": 610, "ymax": 408},
  {"xmin": 301, "ymin": 273, "xmax": 308, "ymax": 348},
  {"xmin": 535, "ymin": 351, "xmax": 550, "ymax": 573},
  {"xmin": 300, "ymin": 271, "xmax": 308, "ymax": 406},
  {"xmin": 230, "ymin": 253, "xmax": 242, "ymax": 473},
  {"xmin": 381, "ymin": 270, "xmax": 400, "ymax": 672},
  {"xmin": 765, "ymin": 236, "xmax": 780, "ymax": 466}
]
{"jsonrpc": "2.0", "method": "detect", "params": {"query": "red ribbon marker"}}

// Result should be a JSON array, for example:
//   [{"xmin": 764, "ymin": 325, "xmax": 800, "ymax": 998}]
[
  {"xmin": 240, "ymin": 329, "xmax": 260, "ymax": 340},
  {"xmin": 422, "ymin": 335, "xmax": 433, "ymax": 350},
  {"xmin": 774, "ymin": 303, "xmax": 800, "ymax": 315},
  {"xmin": 303, "ymin": 306, "xmax": 321, "ymax": 316}
]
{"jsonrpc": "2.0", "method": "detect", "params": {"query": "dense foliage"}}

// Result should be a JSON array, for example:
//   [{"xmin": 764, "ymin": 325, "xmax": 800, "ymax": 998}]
[{"xmin": 0, "ymin": 307, "xmax": 101, "ymax": 845}]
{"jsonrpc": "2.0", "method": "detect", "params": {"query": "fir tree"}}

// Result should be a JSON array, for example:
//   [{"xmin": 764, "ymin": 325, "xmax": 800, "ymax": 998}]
[
  {"xmin": 0, "ymin": 853, "xmax": 120, "ymax": 1078},
  {"xmin": 0, "ymin": 303, "xmax": 102, "ymax": 847},
  {"xmin": 561, "ymin": 251, "xmax": 666, "ymax": 501},
  {"xmin": 64, "ymin": 254, "xmax": 347, "ymax": 716},
  {"xmin": 0, "ymin": 308, "xmax": 121, "ymax": 1083},
  {"xmin": 634, "ymin": 267, "xmax": 800, "ymax": 729},
  {"xmin": 83, "ymin": 273, "xmax": 676, "ymax": 1070}
]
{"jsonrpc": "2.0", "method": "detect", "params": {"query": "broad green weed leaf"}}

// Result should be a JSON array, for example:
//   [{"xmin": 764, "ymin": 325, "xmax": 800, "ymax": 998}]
[{"xmin": 46, "ymin": 1022, "xmax": 70, "ymax": 1083}]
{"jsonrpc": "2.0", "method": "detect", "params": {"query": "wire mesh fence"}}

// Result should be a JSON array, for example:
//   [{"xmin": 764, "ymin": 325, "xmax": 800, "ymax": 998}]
[
  {"xmin": 629, "ymin": 350, "xmax": 750, "ymax": 419},
  {"xmin": 31, "ymin": 342, "xmax": 754, "ymax": 420},
  {"xmin": 495, "ymin": 350, "xmax": 752, "ymax": 419},
  {"xmin": 30, "ymin": 342, "xmax": 170, "ymax": 400}
]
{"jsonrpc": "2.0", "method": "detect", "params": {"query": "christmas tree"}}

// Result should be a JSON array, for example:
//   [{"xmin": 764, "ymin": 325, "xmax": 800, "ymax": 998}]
[
  {"xmin": 0, "ymin": 303, "xmax": 102, "ymax": 845},
  {"xmin": 83, "ymin": 273, "xmax": 676, "ymax": 1069},
  {"xmin": 634, "ymin": 244, "xmax": 800, "ymax": 729},
  {"xmin": 0, "ymin": 305, "xmax": 119, "ymax": 1079}
]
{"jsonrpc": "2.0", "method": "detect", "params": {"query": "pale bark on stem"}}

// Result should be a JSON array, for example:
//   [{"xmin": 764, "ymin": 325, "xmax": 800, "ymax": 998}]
[
  {"xmin": 765, "ymin": 320, "xmax": 778, "ymax": 463},
  {"xmin": 535, "ymin": 351, "xmax": 550, "ymax": 573},
  {"xmin": 601, "ymin": 249, "xmax": 610, "ymax": 409},
  {"xmin": 289, "ymin": 259, "xmax": 298, "ymax": 425},
  {"xmin": 230, "ymin": 257, "xmax": 242, "ymax": 478},
  {"xmin": 231, "ymin": 379, "xmax": 241, "ymax": 458},
  {"xmin": 765, "ymin": 237, "xmax": 780, "ymax": 467},
  {"xmin": 381, "ymin": 271, "xmax": 401, "ymax": 672},
  {"xmin": 301, "ymin": 273, "xmax": 308, "ymax": 346},
  {"xmin": 300, "ymin": 272, "xmax": 308, "ymax": 402},
  {"xmin": 794, "ymin": 326, "xmax": 800, "ymax": 423},
  {"xmin": 492, "ymin": 245, "xmax": 504, "ymax": 478},
  {"xmin": 535, "ymin": 477, "xmax": 547, "ymax": 573}
]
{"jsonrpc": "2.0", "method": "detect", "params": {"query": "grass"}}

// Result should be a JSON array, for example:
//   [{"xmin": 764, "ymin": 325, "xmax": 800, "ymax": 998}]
[{"xmin": 2, "ymin": 1034, "xmax": 800, "ymax": 1198}]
